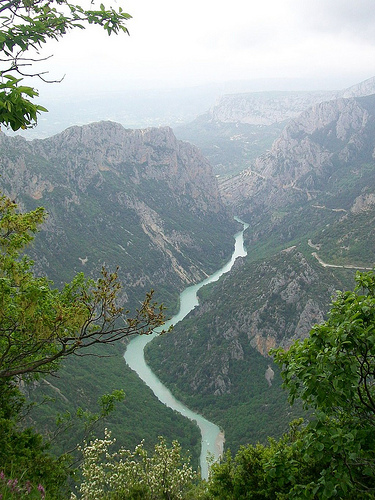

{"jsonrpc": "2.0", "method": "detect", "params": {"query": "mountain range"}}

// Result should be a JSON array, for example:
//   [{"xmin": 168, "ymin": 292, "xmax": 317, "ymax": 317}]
[
  {"xmin": 147, "ymin": 79, "xmax": 375, "ymax": 453},
  {"xmin": 2, "ymin": 75, "xmax": 375, "ymax": 463}
]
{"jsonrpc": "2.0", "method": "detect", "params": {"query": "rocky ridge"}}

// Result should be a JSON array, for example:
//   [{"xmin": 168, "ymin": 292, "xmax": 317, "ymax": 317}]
[
  {"xmin": 207, "ymin": 76, "xmax": 375, "ymax": 127},
  {"xmin": 0, "ymin": 121, "xmax": 235, "ymax": 309}
]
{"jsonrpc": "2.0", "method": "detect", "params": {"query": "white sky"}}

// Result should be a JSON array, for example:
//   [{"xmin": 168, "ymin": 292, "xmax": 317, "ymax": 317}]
[{"xmin": 34, "ymin": 0, "xmax": 375, "ymax": 96}]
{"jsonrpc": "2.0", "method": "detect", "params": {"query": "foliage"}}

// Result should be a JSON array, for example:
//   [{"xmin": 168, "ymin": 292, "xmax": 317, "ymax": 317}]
[
  {"xmin": 0, "ymin": 194, "xmax": 167, "ymax": 380},
  {"xmin": 0, "ymin": 380, "xmax": 72, "ymax": 498},
  {"xmin": 73, "ymin": 429, "xmax": 196, "ymax": 500},
  {"xmin": 272, "ymin": 269, "xmax": 375, "ymax": 498},
  {"xmin": 0, "ymin": 0, "xmax": 131, "ymax": 130},
  {"xmin": 0, "ymin": 75, "xmax": 47, "ymax": 131},
  {"xmin": 206, "ymin": 420, "xmax": 311, "ymax": 500}
]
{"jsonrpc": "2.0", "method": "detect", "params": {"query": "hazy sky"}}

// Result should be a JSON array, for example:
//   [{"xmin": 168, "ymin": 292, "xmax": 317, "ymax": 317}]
[{"xmin": 35, "ymin": 0, "xmax": 375, "ymax": 96}]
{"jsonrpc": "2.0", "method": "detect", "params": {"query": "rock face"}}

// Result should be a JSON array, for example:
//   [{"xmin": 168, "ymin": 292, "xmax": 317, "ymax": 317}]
[
  {"xmin": 221, "ymin": 94, "xmax": 375, "ymax": 217},
  {"xmin": 207, "ymin": 76, "xmax": 375, "ymax": 127},
  {"xmin": 0, "ymin": 121, "xmax": 235, "ymax": 309}
]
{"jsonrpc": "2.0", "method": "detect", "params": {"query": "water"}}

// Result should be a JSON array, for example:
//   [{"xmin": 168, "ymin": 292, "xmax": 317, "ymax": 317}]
[{"xmin": 124, "ymin": 218, "xmax": 249, "ymax": 478}]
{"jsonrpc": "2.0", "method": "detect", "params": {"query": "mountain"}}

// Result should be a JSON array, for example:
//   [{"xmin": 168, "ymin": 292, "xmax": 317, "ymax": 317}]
[
  {"xmin": 175, "ymin": 76, "xmax": 375, "ymax": 178},
  {"xmin": 0, "ymin": 121, "xmax": 235, "ymax": 311},
  {"xmin": 147, "ymin": 91, "xmax": 375, "ymax": 453},
  {"xmin": 0, "ymin": 121, "xmax": 236, "ymax": 465}
]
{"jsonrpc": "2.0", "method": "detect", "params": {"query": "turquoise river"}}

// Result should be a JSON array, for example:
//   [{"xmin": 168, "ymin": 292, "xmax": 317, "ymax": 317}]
[{"xmin": 124, "ymin": 219, "xmax": 249, "ymax": 479}]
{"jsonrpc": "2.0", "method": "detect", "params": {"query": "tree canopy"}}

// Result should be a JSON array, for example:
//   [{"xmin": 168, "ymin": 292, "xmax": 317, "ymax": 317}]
[
  {"xmin": 207, "ymin": 270, "xmax": 375, "ymax": 499},
  {"xmin": 0, "ymin": 194, "xmax": 167, "ymax": 380},
  {"xmin": 273, "ymin": 270, "xmax": 375, "ymax": 498},
  {"xmin": 0, "ymin": 0, "xmax": 131, "ymax": 130}
]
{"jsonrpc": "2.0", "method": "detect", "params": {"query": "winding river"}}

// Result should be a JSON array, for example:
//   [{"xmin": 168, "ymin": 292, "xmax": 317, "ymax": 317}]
[{"xmin": 124, "ymin": 218, "xmax": 249, "ymax": 479}]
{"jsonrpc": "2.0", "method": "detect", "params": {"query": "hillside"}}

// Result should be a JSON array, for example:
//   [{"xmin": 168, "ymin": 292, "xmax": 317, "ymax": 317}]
[
  {"xmin": 0, "ymin": 121, "xmax": 235, "ymax": 311},
  {"xmin": 147, "ymin": 91, "xmax": 375, "ymax": 454},
  {"xmin": 0, "ymin": 121, "xmax": 236, "ymax": 466}
]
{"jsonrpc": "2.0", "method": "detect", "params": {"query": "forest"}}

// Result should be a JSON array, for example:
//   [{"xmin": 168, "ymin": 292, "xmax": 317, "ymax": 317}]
[{"xmin": 1, "ymin": 0, "xmax": 375, "ymax": 498}]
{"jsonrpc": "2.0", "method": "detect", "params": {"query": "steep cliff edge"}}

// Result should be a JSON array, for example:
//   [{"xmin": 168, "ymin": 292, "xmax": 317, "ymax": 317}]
[{"xmin": 0, "ymin": 121, "xmax": 235, "ymax": 310}]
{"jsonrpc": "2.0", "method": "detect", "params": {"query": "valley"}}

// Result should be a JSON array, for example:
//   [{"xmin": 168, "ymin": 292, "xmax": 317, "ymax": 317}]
[{"xmin": 2, "ymin": 74, "xmax": 375, "ymax": 480}]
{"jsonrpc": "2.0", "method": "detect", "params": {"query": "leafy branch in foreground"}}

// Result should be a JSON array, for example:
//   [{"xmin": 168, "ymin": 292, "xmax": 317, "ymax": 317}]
[
  {"xmin": 0, "ymin": 0, "xmax": 132, "ymax": 130},
  {"xmin": 271, "ymin": 269, "xmax": 375, "ymax": 498},
  {"xmin": 0, "ymin": 194, "xmax": 167, "ymax": 380}
]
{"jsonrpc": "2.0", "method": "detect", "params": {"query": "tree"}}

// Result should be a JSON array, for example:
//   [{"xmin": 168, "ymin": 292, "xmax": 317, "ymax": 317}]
[
  {"xmin": 75, "ymin": 430, "xmax": 196, "ymax": 499},
  {"xmin": 206, "ymin": 420, "xmax": 315, "ymax": 500},
  {"xmin": 206, "ymin": 271, "xmax": 375, "ymax": 499},
  {"xmin": 0, "ymin": 194, "xmax": 167, "ymax": 380},
  {"xmin": 0, "ymin": 380, "xmax": 73, "ymax": 497},
  {"xmin": 0, "ymin": 0, "xmax": 131, "ymax": 130},
  {"xmin": 272, "ymin": 270, "xmax": 375, "ymax": 498}
]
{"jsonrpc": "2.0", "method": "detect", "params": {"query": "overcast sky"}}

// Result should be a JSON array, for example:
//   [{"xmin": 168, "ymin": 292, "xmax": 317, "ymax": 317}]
[{"xmin": 34, "ymin": 0, "xmax": 375, "ymax": 97}]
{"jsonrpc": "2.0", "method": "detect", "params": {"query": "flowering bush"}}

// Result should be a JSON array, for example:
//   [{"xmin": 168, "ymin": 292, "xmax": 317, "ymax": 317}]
[
  {"xmin": 0, "ymin": 471, "xmax": 45, "ymax": 499},
  {"xmin": 74, "ymin": 429, "xmax": 196, "ymax": 499}
]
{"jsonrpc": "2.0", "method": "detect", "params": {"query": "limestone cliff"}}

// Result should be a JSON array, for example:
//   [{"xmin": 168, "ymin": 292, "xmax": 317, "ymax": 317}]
[
  {"xmin": 148, "ymin": 247, "xmax": 337, "ymax": 397},
  {"xmin": 0, "ymin": 121, "xmax": 235, "ymax": 310},
  {"xmin": 221, "ymin": 94, "xmax": 375, "ymax": 217}
]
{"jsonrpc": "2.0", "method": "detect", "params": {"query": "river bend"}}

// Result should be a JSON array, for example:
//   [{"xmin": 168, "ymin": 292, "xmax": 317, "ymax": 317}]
[{"xmin": 124, "ymin": 219, "xmax": 248, "ymax": 479}]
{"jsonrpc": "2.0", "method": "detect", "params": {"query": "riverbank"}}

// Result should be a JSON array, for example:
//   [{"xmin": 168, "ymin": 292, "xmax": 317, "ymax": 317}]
[
  {"xmin": 215, "ymin": 431, "xmax": 225, "ymax": 458},
  {"xmin": 124, "ymin": 219, "xmax": 248, "ymax": 478}
]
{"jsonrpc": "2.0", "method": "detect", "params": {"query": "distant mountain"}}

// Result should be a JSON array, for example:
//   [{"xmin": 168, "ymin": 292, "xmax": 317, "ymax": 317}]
[
  {"xmin": 0, "ymin": 121, "xmax": 235, "ymax": 311},
  {"xmin": 176, "ymin": 76, "xmax": 375, "ymax": 178},
  {"xmin": 189, "ymin": 76, "xmax": 375, "ymax": 129},
  {"xmin": 221, "ymin": 94, "xmax": 375, "ymax": 225}
]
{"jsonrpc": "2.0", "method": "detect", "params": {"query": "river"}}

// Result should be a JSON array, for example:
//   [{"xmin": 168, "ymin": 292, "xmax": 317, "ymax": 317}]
[{"xmin": 124, "ymin": 218, "xmax": 249, "ymax": 479}]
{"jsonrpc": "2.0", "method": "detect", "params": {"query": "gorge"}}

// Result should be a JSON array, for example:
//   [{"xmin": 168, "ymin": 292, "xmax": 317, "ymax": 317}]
[
  {"xmin": 124, "ymin": 218, "xmax": 248, "ymax": 478},
  {"xmin": 2, "ymin": 74, "xmax": 375, "ymax": 476}
]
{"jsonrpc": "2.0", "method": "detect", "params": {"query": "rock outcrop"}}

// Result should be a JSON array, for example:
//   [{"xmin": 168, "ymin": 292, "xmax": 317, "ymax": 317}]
[
  {"xmin": 221, "ymin": 94, "xmax": 375, "ymax": 216},
  {"xmin": 0, "ymin": 121, "xmax": 235, "ymax": 309}
]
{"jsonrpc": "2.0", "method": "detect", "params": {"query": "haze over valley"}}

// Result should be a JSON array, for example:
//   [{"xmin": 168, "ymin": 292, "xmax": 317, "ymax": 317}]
[
  {"xmin": 2, "ymin": 73, "xmax": 375, "ymax": 472},
  {"xmin": 3, "ymin": 0, "xmax": 375, "ymax": 494}
]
